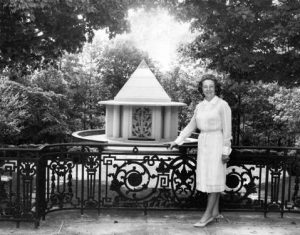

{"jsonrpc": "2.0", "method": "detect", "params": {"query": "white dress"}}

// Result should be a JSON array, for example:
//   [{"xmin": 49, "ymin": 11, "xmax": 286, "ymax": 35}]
[{"xmin": 175, "ymin": 96, "xmax": 232, "ymax": 193}]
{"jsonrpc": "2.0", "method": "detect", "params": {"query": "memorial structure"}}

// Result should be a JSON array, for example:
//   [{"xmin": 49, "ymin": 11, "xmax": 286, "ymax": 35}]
[{"xmin": 73, "ymin": 60, "xmax": 186, "ymax": 144}]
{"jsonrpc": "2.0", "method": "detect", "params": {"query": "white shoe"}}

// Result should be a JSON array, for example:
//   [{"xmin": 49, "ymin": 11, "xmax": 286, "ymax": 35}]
[{"xmin": 193, "ymin": 217, "xmax": 214, "ymax": 227}]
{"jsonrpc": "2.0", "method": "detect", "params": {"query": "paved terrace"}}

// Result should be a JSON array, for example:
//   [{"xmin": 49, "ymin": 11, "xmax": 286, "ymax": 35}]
[{"xmin": 0, "ymin": 210, "xmax": 299, "ymax": 235}]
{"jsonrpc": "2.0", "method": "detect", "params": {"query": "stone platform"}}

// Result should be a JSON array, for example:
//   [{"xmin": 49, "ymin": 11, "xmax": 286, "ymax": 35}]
[{"xmin": 0, "ymin": 210, "xmax": 299, "ymax": 235}]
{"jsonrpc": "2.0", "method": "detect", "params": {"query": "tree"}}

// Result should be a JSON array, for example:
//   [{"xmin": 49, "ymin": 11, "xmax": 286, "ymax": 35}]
[
  {"xmin": 172, "ymin": 0, "xmax": 300, "ymax": 85},
  {"xmin": 0, "ymin": 0, "xmax": 131, "ymax": 74},
  {"xmin": 0, "ymin": 76, "xmax": 70, "ymax": 144},
  {"xmin": 0, "ymin": 78, "xmax": 29, "ymax": 144},
  {"xmin": 269, "ymin": 86, "xmax": 300, "ymax": 145},
  {"xmin": 96, "ymin": 38, "xmax": 153, "ymax": 100},
  {"xmin": 22, "ymin": 88, "xmax": 70, "ymax": 144},
  {"xmin": 227, "ymin": 81, "xmax": 284, "ymax": 146},
  {"xmin": 30, "ymin": 67, "xmax": 67, "ymax": 94},
  {"xmin": 159, "ymin": 58, "xmax": 205, "ymax": 129},
  {"xmin": 60, "ymin": 51, "xmax": 105, "ymax": 131}
]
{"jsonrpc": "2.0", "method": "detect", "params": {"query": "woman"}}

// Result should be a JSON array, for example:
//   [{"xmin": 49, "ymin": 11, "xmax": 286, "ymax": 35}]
[{"xmin": 169, "ymin": 74, "xmax": 232, "ymax": 227}]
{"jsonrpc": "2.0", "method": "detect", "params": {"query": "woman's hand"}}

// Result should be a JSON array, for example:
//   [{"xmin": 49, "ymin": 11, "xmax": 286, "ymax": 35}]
[
  {"xmin": 222, "ymin": 154, "xmax": 230, "ymax": 163},
  {"xmin": 165, "ymin": 141, "xmax": 178, "ymax": 150}
]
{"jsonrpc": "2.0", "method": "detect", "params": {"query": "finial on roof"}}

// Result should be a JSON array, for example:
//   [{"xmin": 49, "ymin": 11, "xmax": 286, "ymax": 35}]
[{"xmin": 137, "ymin": 59, "xmax": 149, "ymax": 69}]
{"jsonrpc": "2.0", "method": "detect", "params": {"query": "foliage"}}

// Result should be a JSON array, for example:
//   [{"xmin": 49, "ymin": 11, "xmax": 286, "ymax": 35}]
[
  {"xmin": 172, "ymin": 0, "xmax": 300, "ymax": 85},
  {"xmin": 22, "ymin": 87, "xmax": 70, "ymax": 144},
  {"xmin": 60, "ymin": 52, "xmax": 104, "ymax": 131},
  {"xmin": 0, "ymin": 29, "xmax": 157, "ymax": 145},
  {"xmin": 0, "ymin": 0, "xmax": 131, "ymax": 74},
  {"xmin": 0, "ymin": 78, "xmax": 29, "ymax": 143},
  {"xmin": 224, "ymin": 80, "xmax": 290, "ymax": 146},
  {"xmin": 1, "ymin": 1, "xmax": 299, "ymax": 147},
  {"xmin": 60, "ymin": 33, "xmax": 154, "ymax": 130},
  {"xmin": 30, "ymin": 67, "xmax": 67, "ymax": 94},
  {"xmin": 0, "ymin": 76, "xmax": 69, "ymax": 144},
  {"xmin": 269, "ymin": 87, "xmax": 300, "ymax": 138},
  {"xmin": 96, "ymin": 38, "xmax": 153, "ymax": 100},
  {"xmin": 160, "ymin": 60, "xmax": 204, "ymax": 128},
  {"xmin": 162, "ymin": 66, "xmax": 297, "ymax": 146}
]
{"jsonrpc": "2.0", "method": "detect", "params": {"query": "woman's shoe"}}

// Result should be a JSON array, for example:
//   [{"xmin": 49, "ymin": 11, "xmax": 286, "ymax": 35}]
[{"xmin": 193, "ymin": 217, "xmax": 214, "ymax": 227}]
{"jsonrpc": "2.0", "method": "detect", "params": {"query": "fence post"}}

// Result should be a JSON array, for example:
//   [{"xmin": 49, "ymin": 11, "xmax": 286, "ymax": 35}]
[
  {"xmin": 36, "ymin": 152, "xmax": 46, "ymax": 223},
  {"xmin": 264, "ymin": 149, "xmax": 270, "ymax": 218}
]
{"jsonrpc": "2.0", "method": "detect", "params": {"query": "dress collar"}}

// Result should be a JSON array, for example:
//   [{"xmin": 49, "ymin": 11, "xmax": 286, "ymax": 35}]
[{"xmin": 203, "ymin": 96, "xmax": 219, "ymax": 105}]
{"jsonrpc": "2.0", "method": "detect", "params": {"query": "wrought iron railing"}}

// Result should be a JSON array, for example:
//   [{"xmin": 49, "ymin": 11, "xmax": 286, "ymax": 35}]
[
  {"xmin": 0, "ymin": 143, "xmax": 299, "ymax": 228},
  {"xmin": 0, "ymin": 148, "xmax": 40, "ymax": 227}
]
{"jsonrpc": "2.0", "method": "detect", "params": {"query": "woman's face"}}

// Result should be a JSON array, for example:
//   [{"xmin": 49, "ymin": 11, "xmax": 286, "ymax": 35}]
[{"xmin": 202, "ymin": 79, "xmax": 216, "ymax": 100}]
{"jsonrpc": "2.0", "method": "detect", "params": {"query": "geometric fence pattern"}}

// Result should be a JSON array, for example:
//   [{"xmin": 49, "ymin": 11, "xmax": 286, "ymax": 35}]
[{"xmin": 0, "ymin": 144, "xmax": 299, "ymax": 227}]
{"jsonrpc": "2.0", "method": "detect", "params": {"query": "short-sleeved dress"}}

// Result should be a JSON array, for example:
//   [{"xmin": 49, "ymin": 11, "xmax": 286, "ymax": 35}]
[{"xmin": 174, "ymin": 96, "xmax": 232, "ymax": 193}]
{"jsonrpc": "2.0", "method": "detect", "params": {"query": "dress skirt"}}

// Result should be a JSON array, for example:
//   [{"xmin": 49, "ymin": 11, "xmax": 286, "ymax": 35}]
[{"xmin": 196, "ymin": 130, "xmax": 226, "ymax": 193}]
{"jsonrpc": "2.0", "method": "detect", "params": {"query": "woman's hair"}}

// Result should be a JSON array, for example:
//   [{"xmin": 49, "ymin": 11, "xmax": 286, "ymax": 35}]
[{"xmin": 198, "ymin": 74, "xmax": 222, "ymax": 97}]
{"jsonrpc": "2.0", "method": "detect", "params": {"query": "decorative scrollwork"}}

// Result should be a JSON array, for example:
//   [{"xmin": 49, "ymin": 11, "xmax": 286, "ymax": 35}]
[
  {"xmin": 49, "ymin": 157, "xmax": 75, "ymax": 177},
  {"xmin": 84, "ymin": 155, "xmax": 100, "ymax": 171},
  {"xmin": 109, "ymin": 158, "xmax": 157, "ymax": 201},
  {"xmin": 83, "ymin": 155, "xmax": 100, "ymax": 206},
  {"xmin": 48, "ymin": 156, "xmax": 76, "ymax": 208},
  {"xmin": 20, "ymin": 161, "xmax": 36, "ymax": 178},
  {"xmin": 269, "ymin": 163, "xmax": 283, "ymax": 201},
  {"xmin": 0, "ymin": 159, "xmax": 36, "ymax": 219},
  {"xmin": 224, "ymin": 164, "xmax": 259, "ymax": 203},
  {"xmin": 2, "ymin": 144, "xmax": 300, "ymax": 226},
  {"xmin": 0, "ymin": 161, "xmax": 16, "ymax": 215},
  {"xmin": 170, "ymin": 156, "xmax": 196, "ymax": 202},
  {"xmin": 143, "ymin": 155, "xmax": 159, "ymax": 166},
  {"xmin": 20, "ymin": 161, "xmax": 37, "ymax": 215}
]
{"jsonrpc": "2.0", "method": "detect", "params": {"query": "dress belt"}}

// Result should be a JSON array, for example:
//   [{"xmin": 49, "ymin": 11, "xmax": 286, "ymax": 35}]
[{"xmin": 200, "ymin": 129, "xmax": 222, "ymax": 133}]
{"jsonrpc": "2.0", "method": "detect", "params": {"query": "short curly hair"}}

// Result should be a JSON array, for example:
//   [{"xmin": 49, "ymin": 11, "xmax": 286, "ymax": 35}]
[{"xmin": 198, "ymin": 74, "xmax": 222, "ymax": 97}]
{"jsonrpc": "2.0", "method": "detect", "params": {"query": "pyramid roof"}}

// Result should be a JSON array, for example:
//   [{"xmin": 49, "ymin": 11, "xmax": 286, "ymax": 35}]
[{"xmin": 114, "ymin": 60, "xmax": 171, "ymax": 102}]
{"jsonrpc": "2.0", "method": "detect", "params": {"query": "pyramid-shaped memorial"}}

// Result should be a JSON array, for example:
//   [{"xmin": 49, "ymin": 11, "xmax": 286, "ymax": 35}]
[{"xmin": 114, "ymin": 60, "xmax": 171, "ymax": 102}]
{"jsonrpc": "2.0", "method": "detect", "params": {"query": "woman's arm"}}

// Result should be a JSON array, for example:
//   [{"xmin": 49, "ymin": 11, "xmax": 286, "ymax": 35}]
[
  {"xmin": 221, "ymin": 101, "xmax": 232, "ymax": 156},
  {"xmin": 174, "ymin": 106, "xmax": 198, "ymax": 145}
]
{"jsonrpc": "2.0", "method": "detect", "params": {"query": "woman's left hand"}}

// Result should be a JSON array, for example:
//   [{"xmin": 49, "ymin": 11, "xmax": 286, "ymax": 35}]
[{"xmin": 222, "ymin": 154, "xmax": 230, "ymax": 163}]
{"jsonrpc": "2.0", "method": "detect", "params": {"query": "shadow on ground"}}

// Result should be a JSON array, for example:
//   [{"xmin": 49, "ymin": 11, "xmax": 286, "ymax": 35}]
[{"xmin": 0, "ymin": 210, "xmax": 299, "ymax": 235}]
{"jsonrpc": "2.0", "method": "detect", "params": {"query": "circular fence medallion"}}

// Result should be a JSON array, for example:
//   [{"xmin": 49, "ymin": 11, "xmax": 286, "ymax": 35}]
[
  {"xmin": 127, "ymin": 171, "xmax": 143, "ymax": 187},
  {"xmin": 226, "ymin": 174, "xmax": 240, "ymax": 189}
]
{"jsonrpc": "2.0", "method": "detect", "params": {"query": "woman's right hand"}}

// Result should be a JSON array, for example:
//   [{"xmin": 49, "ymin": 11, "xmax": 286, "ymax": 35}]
[{"xmin": 166, "ymin": 141, "xmax": 178, "ymax": 150}]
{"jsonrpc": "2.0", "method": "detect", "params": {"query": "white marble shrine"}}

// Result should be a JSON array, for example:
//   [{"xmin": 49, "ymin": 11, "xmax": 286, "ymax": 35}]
[{"xmin": 73, "ymin": 60, "xmax": 186, "ymax": 143}]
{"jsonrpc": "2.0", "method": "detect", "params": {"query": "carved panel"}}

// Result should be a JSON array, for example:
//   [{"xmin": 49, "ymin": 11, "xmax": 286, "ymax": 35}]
[{"xmin": 131, "ymin": 107, "xmax": 152, "ymax": 139}]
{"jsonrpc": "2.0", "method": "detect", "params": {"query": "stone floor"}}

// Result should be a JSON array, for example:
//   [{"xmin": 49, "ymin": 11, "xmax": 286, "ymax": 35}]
[{"xmin": 0, "ymin": 210, "xmax": 299, "ymax": 235}]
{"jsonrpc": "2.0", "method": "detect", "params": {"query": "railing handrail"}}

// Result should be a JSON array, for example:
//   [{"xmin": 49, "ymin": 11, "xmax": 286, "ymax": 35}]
[
  {"xmin": 1, "ymin": 143, "xmax": 300, "ymax": 152},
  {"xmin": 32, "ymin": 142, "xmax": 300, "ymax": 151}
]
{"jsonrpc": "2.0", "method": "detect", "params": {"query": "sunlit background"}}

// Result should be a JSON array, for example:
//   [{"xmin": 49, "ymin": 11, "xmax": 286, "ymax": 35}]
[
  {"xmin": 127, "ymin": 8, "xmax": 196, "ymax": 70},
  {"xmin": 93, "ymin": 8, "xmax": 196, "ymax": 71}
]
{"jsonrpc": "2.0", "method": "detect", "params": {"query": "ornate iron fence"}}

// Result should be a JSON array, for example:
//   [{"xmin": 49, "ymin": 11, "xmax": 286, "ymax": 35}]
[
  {"xmin": 0, "ymin": 143, "xmax": 299, "ymax": 228},
  {"xmin": 0, "ymin": 148, "xmax": 40, "ymax": 227}
]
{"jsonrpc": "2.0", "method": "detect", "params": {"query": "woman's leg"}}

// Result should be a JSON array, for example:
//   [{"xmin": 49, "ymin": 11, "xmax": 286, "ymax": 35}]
[
  {"xmin": 212, "ymin": 193, "xmax": 220, "ymax": 217},
  {"xmin": 199, "ymin": 192, "xmax": 218, "ymax": 222}
]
